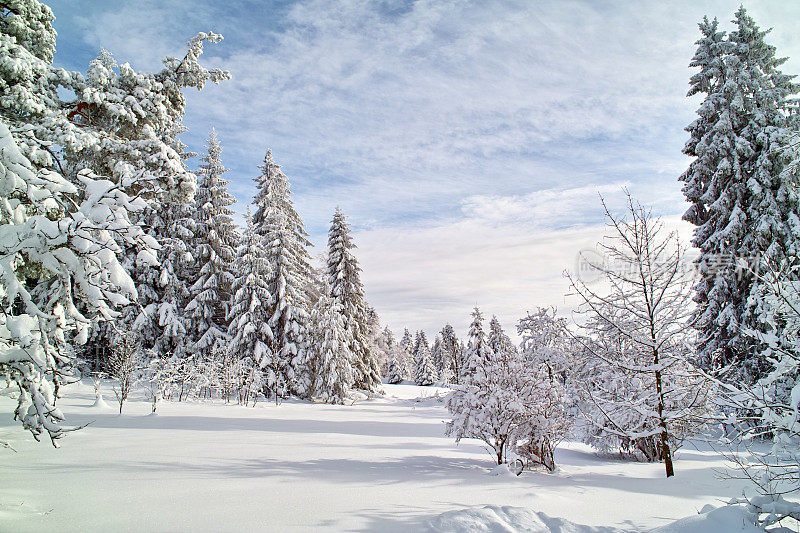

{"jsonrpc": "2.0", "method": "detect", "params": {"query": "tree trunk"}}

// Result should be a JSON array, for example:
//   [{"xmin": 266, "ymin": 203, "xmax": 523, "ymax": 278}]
[
  {"xmin": 653, "ymin": 351, "xmax": 674, "ymax": 477},
  {"xmin": 496, "ymin": 437, "xmax": 506, "ymax": 465}
]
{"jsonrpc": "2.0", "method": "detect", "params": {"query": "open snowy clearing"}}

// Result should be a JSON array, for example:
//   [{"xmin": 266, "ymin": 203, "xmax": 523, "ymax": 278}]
[{"xmin": 1, "ymin": 382, "xmax": 754, "ymax": 532}]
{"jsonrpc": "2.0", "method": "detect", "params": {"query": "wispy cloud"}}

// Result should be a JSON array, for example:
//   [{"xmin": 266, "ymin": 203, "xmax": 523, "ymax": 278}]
[
  {"xmin": 356, "ymin": 184, "xmax": 694, "ymax": 338},
  {"xmin": 47, "ymin": 0, "xmax": 800, "ymax": 337}
]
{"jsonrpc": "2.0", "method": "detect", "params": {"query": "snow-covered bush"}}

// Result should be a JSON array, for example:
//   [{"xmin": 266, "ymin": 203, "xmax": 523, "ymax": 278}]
[
  {"xmin": 141, "ymin": 353, "xmax": 179, "ymax": 413},
  {"xmin": 239, "ymin": 356, "xmax": 264, "ymax": 406},
  {"xmin": 446, "ymin": 313, "xmax": 570, "ymax": 469},
  {"xmin": 513, "ymin": 365, "xmax": 571, "ymax": 472}
]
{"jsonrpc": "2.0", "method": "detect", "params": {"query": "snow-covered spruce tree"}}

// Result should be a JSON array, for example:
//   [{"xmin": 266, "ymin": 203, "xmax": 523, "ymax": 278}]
[
  {"xmin": 431, "ymin": 334, "xmax": 452, "ymax": 384},
  {"xmin": 309, "ymin": 282, "xmax": 355, "ymax": 404},
  {"xmin": 696, "ymin": 258, "xmax": 800, "ymax": 527},
  {"xmin": 440, "ymin": 324, "xmax": 462, "ymax": 384},
  {"xmin": 227, "ymin": 211, "xmax": 277, "ymax": 401},
  {"xmin": 386, "ymin": 353, "xmax": 404, "ymax": 384},
  {"xmin": 327, "ymin": 207, "xmax": 380, "ymax": 391},
  {"xmin": 382, "ymin": 326, "xmax": 404, "ymax": 384},
  {"xmin": 140, "ymin": 198, "xmax": 194, "ymax": 361},
  {"xmin": 566, "ymin": 194, "xmax": 712, "ymax": 478},
  {"xmin": 413, "ymin": 330, "xmax": 428, "ymax": 350},
  {"xmin": 253, "ymin": 150, "xmax": 314, "ymax": 399},
  {"xmin": 463, "ymin": 308, "xmax": 489, "ymax": 385},
  {"xmin": 414, "ymin": 340, "xmax": 436, "ymax": 386},
  {"xmin": 186, "ymin": 129, "xmax": 239, "ymax": 364},
  {"xmin": 0, "ymin": 120, "xmax": 153, "ymax": 443},
  {"xmin": 680, "ymin": 8, "xmax": 800, "ymax": 384},
  {"xmin": 399, "ymin": 328, "xmax": 414, "ymax": 380},
  {"xmin": 488, "ymin": 316, "xmax": 517, "ymax": 362},
  {"xmin": 68, "ymin": 32, "xmax": 228, "ymax": 367},
  {"xmin": 679, "ymin": 16, "xmax": 726, "ymax": 231},
  {"xmin": 365, "ymin": 305, "xmax": 390, "ymax": 377},
  {"xmin": 380, "ymin": 325, "xmax": 395, "ymax": 377}
]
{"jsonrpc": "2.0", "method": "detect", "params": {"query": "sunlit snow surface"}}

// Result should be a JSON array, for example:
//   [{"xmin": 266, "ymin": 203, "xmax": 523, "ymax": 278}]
[{"xmin": 1, "ymin": 382, "xmax": 756, "ymax": 531}]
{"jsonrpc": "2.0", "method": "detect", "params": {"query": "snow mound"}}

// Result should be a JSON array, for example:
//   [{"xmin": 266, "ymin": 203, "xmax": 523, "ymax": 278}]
[
  {"xmin": 649, "ymin": 505, "xmax": 763, "ymax": 533},
  {"xmin": 427, "ymin": 505, "xmax": 625, "ymax": 532},
  {"xmin": 428, "ymin": 505, "xmax": 768, "ymax": 533},
  {"xmin": 490, "ymin": 463, "xmax": 518, "ymax": 478},
  {"xmin": 90, "ymin": 394, "xmax": 111, "ymax": 410}
]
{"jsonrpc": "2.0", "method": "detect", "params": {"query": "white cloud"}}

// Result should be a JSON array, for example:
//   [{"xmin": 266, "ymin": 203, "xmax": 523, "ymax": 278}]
[
  {"xmin": 355, "ymin": 185, "xmax": 695, "ymax": 339},
  {"xmin": 50, "ymin": 0, "xmax": 800, "ymax": 339}
]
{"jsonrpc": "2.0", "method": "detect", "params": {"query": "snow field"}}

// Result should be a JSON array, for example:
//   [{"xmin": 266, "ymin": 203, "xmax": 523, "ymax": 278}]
[{"xmin": 1, "ymin": 382, "xmax": 753, "ymax": 532}]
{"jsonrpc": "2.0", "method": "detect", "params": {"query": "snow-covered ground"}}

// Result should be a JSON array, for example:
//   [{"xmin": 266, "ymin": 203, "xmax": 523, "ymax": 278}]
[{"xmin": 1, "ymin": 382, "xmax": 755, "ymax": 532}]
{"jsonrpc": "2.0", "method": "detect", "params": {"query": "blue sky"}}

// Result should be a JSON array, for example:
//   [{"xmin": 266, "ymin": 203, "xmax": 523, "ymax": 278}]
[{"xmin": 47, "ymin": 0, "xmax": 800, "ymax": 339}]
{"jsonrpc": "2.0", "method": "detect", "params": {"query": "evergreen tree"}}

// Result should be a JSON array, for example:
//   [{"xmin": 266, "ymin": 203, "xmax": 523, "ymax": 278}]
[
  {"xmin": 309, "ymin": 283, "xmax": 354, "ymax": 403},
  {"xmin": 186, "ymin": 129, "xmax": 239, "ymax": 359},
  {"xmin": 386, "ymin": 354, "xmax": 404, "ymax": 384},
  {"xmin": 327, "ymin": 207, "xmax": 380, "ymax": 391},
  {"xmin": 431, "ymin": 334, "xmax": 447, "ymax": 382},
  {"xmin": 413, "ymin": 330, "xmax": 429, "ymax": 356},
  {"xmin": 365, "ymin": 305, "xmax": 389, "ymax": 375},
  {"xmin": 414, "ymin": 344, "xmax": 436, "ymax": 386},
  {"xmin": 681, "ymin": 8, "xmax": 800, "ymax": 383},
  {"xmin": 227, "ymin": 212, "xmax": 277, "ymax": 400},
  {"xmin": 150, "ymin": 200, "xmax": 195, "ymax": 360},
  {"xmin": 380, "ymin": 325, "xmax": 395, "ymax": 378},
  {"xmin": 440, "ymin": 324, "xmax": 462, "ymax": 384},
  {"xmin": 0, "ymin": 118, "xmax": 150, "ymax": 443},
  {"xmin": 0, "ymin": 1, "xmax": 213, "ymax": 443},
  {"xmin": 399, "ymin": 328, "xmax": 414, "ymax": 379},
  {"xmin": 463, "ymin": 308, "xmax": 489, "ymax": 384},
  {"xmin": 252, "ymin": 150, "xmax": 314, "ymax": 399},
  {"xmin": 70, "ymin": 32, "xmax": 228, "ymax": 368},
  {"xmin": 488, "ymin": 316, "xmax": 517, "ymax": 362}
]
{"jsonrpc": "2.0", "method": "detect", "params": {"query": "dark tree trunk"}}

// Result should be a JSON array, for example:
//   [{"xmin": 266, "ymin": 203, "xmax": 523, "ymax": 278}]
[{"xmin": 653, "ymin": 347, "xmax": 674, "ymax": 478}]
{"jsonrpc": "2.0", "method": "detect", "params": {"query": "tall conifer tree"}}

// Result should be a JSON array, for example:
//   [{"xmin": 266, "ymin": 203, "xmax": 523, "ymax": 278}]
[
  {"xmin": 326, "ymin": 208, "xmax": 381, "ymax": 391},
  {"xmin": 187, "ymin": 129, "xmax": 239, "ymax": 358},
  {"xmin": 681, "ymin": 8, "xmax": 800, "ymax": 382},
  {"xmin": 251, "ymin": 150, "xmax": 314, "ymax": 398}
]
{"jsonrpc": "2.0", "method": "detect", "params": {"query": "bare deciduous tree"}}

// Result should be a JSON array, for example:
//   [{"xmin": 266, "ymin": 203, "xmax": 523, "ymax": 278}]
[
  {"xmin": 107, "ymin": 330, "xmax": 142, "ymax": 414},
  {"xmin": 566, "ymin": 192, "xmax": 711, "ymax": 478}
]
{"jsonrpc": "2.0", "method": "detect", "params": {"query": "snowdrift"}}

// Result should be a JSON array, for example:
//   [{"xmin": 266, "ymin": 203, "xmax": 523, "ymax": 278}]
[{"xmin": 428, "ymin": 504, "xmax": 767, "ymax": 533}]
